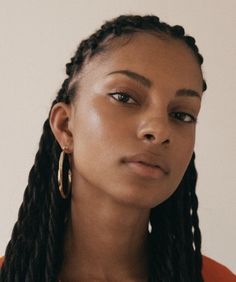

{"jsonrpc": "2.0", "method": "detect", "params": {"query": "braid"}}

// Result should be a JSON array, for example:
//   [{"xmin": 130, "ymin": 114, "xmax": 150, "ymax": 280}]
[
  {"xmin": 0, "ymin": 107, "xmax": 70, "ymax": 281},
  {"xmin": 65, "ymin": 14, "xmax": 207, "ymax": 99},
  {"xmin": 184, "ymin": 153, "xmax": 203, "ymax": 281},
  {"xmin": 44, "ymin": 141, "xmax": 71, "ymax": 281},
  {"xmin": 1, "ymin": 14, "xmax": 206, "ymax": 281},
  {"xmin": 1, "ymin": 119, "xmax": 53, "ymax": 281},
  {"xmin": 149, "ymin": 153, "xmax": 203, "ymax": 282}
]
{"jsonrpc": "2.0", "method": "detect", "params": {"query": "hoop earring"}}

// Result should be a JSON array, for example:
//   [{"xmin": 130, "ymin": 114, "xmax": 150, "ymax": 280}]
[{"xmin": 58, "ymin": 149, "xmax": 72, "ymax": 199}]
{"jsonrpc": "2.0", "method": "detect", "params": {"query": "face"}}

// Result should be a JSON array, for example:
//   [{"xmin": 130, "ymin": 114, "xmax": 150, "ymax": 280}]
[{"xmin": 68, "ymin": 32, "xmax": 203, "ymax": 209}]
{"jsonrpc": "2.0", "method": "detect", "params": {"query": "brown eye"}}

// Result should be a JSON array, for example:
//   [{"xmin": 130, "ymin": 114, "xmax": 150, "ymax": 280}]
[
  {"xmin": 170, "ymin": 112, "xmax": 197, "ymax": 123},
  {"xmin": 108, "ymin": 92, "xmax": 136, "ymax": 104}
]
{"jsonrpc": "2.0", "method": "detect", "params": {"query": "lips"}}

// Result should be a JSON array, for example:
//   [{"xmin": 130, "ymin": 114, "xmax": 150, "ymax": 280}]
[
  {"xmin": 123, "ymin": 153, "xmax": 170, "ymax": 174},
  {"xmin": 138, "ymin": 161, "xmax": 159, "ymax": 168}
]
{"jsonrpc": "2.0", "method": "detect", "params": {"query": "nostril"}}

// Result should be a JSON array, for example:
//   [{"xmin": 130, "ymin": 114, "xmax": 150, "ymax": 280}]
[
  {"xmin": 145, "ymin": 134, "xmax": 155, "ymax": 140},
  {"xmin": 164, "ymin": 139, "xmax": 170, "ymax": 144},
  {"xmin": 144, "ymin": 133, "xmax": 170, "ymax": 145}
]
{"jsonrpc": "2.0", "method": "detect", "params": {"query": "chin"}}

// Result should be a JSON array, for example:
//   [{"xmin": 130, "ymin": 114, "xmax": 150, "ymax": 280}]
[{"xmin": 111, "ymin": 186, "xmax": 173, "ymax": 210}]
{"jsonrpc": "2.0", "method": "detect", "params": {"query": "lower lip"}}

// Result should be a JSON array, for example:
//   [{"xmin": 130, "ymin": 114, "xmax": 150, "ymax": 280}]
[{"xmin": 126, "ymin": 162, "xmax": 166, "ymax": 179}]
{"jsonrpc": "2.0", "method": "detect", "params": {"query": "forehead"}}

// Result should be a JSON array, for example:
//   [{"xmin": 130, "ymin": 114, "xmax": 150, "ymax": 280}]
[{"xmin": 78, "ymin": 32, "xmax": 203, "ymax": 94}]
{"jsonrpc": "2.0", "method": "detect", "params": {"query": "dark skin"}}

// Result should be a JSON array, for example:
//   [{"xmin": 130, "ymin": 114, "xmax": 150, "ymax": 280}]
[{"xmin": 50, "ymin": 32, "xmax": 203, "ymax": 281}]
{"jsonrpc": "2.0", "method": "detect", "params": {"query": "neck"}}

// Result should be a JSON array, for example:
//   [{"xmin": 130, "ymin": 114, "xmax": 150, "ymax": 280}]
[{"xmin": 60, "ymin": 176, "xmax": 151, "ymax": 281}]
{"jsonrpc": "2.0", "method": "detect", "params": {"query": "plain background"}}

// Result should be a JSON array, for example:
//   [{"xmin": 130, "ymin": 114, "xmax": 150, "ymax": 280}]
[{"xmin": 0, "ymin": 0, "xmax": 235, "ymax": 273}]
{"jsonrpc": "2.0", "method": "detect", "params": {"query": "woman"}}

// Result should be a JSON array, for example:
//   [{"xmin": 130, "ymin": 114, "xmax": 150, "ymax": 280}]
[{"xmin": 0, "ymin": 14, "xmax": 235, "ymax": 282}]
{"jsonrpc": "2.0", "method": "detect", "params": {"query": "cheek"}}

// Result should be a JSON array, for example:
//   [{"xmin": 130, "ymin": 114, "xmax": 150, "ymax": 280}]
[
  {"xmin": 171, "ymin": 130, "xmax": 195, "ymax": 183},
  {"xmin": 71, "ymin": 101, "xmax": 123, "ymax": 169}
]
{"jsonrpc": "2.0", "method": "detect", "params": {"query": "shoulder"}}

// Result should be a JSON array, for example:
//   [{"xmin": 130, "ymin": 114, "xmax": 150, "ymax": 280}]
[{"xmin": 202, "ymin": 255, "xmax": 236, "ymax": 282}]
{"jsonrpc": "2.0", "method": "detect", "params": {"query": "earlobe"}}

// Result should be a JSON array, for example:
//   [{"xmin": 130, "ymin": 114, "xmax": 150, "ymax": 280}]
[{"xmin": 49, "ymin": 102, "xmax": 73, "ymax": 151}]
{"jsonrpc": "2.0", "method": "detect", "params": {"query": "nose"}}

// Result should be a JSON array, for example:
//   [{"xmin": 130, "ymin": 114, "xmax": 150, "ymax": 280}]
[{"xmin": 137, "ymin": 116, "xmax": 171, "ymax": 145}]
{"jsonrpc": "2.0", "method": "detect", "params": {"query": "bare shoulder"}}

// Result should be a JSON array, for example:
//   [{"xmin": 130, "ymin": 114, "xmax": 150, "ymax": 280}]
[{"xmin": 202, "ymin": 255, "xmax": 236, "ymax": 282}]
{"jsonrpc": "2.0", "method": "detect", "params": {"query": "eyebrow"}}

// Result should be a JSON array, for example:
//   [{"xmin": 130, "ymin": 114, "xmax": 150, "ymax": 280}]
[
  {"xmin": 108, "ymin": 69, "xmax": 152, "ymax": 88},
  {"xmin": 107, "ymin": 69, "xmax": 201, "ymax": 99},
  {"xmin": 176, "ymin": 89, "xmax": 202, "ymax": 100}
]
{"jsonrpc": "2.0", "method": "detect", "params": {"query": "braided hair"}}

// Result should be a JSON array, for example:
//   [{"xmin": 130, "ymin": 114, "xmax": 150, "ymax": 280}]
[{"xmin": 1, "ymin": 15, "xmax": 207, "ymax": 281}]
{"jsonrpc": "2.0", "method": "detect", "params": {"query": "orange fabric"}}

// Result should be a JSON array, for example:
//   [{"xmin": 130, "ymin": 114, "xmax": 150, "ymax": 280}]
[
  {"xmin": 202, "ymin": 255, "xmax": 236, "ymax": 281},
  {"xmin": 0, "ymin": 256, "xmax": 3, "ymax": 267},
  {"xmin": 0, "ymin": 255, "xmax": 235, "ymax": 280}
]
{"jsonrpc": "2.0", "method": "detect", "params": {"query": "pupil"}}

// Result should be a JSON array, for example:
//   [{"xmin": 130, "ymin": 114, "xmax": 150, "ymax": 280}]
[{"xmin": 119, "ymin": 94, "xmax": 128, "ymax": 102}]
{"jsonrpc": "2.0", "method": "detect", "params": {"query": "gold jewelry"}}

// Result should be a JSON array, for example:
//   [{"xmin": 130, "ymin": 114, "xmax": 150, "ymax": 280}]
[{"xmin": 58, "ymin": 147, "xmax": 72, "ymax": 199}]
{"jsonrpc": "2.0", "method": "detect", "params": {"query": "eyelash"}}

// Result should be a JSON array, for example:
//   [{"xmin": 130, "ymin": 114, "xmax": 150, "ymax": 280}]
[
  {"xmin": 108, "ymin": 92, "xmax": 197, "ymax": 124},
  {"xmin": 169, "ymin": 112, "xmax": 197, "ymax": 123},
  {"xmin": 109, "ymin": 92, "xmax": 137, "ymax": 104}
]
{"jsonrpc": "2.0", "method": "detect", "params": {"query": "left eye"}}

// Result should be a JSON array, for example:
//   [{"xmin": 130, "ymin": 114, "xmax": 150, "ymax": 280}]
[
  {"xmin": 170, "ymin": 112, "xmax": 197, "ymax": 123},
  {"xmin": 109, "ymin": 92, "xmax": 136, "ymax": 104}
]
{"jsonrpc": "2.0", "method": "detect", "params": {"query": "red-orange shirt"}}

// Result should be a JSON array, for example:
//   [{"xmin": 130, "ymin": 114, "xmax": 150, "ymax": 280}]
[
  {"xmin": 0, "ymin": 255, "xmax": 235, "ymax": 281},
  {"xmin": 202, "ymin": 256, "xmax": 236, "ymax": 281}
]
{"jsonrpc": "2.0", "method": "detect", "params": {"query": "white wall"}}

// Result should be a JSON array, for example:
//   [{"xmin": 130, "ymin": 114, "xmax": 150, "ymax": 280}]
[{"xmin": 0, "ymin": 0, "xmax": 235, "ymax": 273}]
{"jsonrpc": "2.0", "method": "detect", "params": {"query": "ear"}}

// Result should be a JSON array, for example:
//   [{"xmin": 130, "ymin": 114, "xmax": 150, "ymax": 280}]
[{"xmin": 49, "ymin": 102, "xmax": 73, "ymax": 152}]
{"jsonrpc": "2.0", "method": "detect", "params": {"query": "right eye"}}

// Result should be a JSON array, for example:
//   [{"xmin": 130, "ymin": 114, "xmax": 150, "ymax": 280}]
[{"xmin": 108, "ymin": 92, "xmax": 137, "ymax": 104}]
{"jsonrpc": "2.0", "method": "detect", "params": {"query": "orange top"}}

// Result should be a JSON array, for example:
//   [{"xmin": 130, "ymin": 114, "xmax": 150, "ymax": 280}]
[
  {"xmin": 202, "ymin": 256, "xmax": 236, "ymax": 281},
  {"xmin": 0, "ymin": 255, "xmax": 235, "ymax": 281}
]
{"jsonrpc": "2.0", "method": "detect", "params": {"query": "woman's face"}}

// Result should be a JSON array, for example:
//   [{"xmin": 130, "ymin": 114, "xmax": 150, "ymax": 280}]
[{"xmin": 69, "ymin": 32, "xmax": 203, "ymax": 209}]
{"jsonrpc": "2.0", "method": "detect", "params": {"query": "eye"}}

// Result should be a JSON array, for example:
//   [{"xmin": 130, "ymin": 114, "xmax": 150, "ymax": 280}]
[
  {"xmin": 108, "ymin": 92, "xmax": 137, "ymax": 104},
  {"xmin": 170, "ymin": 112, "xmax": 197, "ymax": 123}
]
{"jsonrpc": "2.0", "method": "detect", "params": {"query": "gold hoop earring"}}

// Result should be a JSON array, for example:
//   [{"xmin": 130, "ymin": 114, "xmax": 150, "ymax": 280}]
[{"xmin": 58, "ymin": 149, "xmax": 72, "ymax": 199}]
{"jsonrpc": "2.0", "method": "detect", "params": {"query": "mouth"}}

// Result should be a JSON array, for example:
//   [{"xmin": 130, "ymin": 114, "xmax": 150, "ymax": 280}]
[
  {"xmin": 122, "ymin": 152, "xmax": 170, "ymax": 175},
  {"xmin": 125, "ymin": 161, "xmax": 167, "ymax": 179},
  {"xmin": 138, "ymin": 161, "xmax": 161, "ymax": 168}
]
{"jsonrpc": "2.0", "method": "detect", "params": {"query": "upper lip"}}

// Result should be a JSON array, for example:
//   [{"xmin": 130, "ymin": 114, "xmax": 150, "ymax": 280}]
[{"xmin": 123, "ymin": 152, "xmax": 170, "ymax": 174}]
